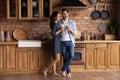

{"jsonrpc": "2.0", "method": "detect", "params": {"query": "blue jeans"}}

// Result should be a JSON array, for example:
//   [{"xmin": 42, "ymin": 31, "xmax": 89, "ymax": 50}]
[{"xmin": 61, "ymin": 41, "xmax": 74, "ymax": 73}]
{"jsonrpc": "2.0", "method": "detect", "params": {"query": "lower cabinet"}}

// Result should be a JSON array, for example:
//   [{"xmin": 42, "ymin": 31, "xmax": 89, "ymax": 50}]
[
  {"xmin": 16, "ymin": 48, "xmax": 40, "ymax": 72},
  {"xmin": 0, "ymin": 44, "xmax": 17, "ymax": 72},
  {"xmin": 108, "ymin": 43, "xmax": 120, "ymax": 69},
  {"xmin": 0, "ymin": 42, "xmax": 119, "ymax": 73},
  {"xmin": 16, "ymin": 48, "xmax": 29, "ymax": 71},
  {"xmin": 5, "ymin": 44, "xmax": 17, "ymax": 72},
  {"xmin": 86, "ymin": 43, "xmax": 107, "ymax": 70},
  {"xmin": 0, "ymin": 45, "xmax": 4, "ymax": 72}
]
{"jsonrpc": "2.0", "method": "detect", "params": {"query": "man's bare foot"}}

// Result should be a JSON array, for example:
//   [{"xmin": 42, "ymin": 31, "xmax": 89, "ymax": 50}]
[
  {"xmin": 67, "ymin": 73, "xmax": 71, "ymax": 78},
  {"xmin": 62, "ymin": 71, "xmax": 66, "ymax": 77}
]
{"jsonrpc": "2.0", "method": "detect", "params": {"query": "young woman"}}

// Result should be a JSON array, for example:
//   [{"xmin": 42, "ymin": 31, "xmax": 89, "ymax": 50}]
[{"xmin": 43, "ymin": 11, "xmax": 63, "ymax": 76}]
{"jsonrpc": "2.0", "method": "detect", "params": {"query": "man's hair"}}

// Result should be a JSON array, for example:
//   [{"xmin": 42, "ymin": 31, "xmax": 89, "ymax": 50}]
[{"xmin": 62, "ymin": 8, "xmax": 69, "ymax": 13}]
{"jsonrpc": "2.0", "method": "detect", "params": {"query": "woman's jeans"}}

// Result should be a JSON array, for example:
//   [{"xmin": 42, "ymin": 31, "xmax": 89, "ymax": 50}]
[{"xmin": 61, "ymin": 41, "xmax": 74, "ymax": 73}]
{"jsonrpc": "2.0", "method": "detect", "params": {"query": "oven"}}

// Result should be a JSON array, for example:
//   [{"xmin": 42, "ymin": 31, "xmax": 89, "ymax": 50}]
[{"xmin": 71, "ymin": 43, "xmax": 85, "ymax": 65}]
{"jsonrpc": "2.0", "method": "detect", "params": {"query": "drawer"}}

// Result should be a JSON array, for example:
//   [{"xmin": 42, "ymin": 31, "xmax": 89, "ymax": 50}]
[
  {"xmin": 86, "ymin": 43, "xmax": 107, "ymax": 48},
  {"xmin": 75, "ymin": 43, "xmax": 85, "ymax": 48}
]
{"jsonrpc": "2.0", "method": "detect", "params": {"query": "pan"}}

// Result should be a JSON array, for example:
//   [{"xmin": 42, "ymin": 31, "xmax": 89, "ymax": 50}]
[
  {"xmin": 101, "ymin": 4, "xmax": 110, "ymax": 19},
  {"xmin": 89, "ymin": 0, "xmax": 98, "ymax": 4},
  {"xmin": 91, "ymin": 4, "xmax": 101, "ymax": 19}
]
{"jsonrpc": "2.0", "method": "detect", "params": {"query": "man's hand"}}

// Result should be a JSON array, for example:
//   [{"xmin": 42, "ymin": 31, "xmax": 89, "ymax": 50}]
[{"xmin": 66, "ymin": 25, "xmax": 72, "ymax": 31}]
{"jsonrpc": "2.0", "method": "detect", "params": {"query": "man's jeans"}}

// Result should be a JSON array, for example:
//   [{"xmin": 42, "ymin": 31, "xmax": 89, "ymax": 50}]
[{"xmin": 61, "ymin": 41, "xmax": 74, "ymax": 73}]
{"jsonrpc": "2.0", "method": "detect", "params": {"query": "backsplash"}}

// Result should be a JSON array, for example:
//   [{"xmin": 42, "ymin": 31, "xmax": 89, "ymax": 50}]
[{"xmin": 0, "ymin": 0, "xmax": 117, "ymax": 40}]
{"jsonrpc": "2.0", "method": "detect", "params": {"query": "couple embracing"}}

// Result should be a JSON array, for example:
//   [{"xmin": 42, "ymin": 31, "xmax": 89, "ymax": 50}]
[{"xmin": 44, "ymin": 8, "xmax": 77, "ymax": 78}]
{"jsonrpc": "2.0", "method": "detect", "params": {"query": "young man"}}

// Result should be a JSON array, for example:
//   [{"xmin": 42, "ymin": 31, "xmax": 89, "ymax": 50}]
[{"xmin": 59, "ymin": 8, "xmax": 77, "ymax": 78}]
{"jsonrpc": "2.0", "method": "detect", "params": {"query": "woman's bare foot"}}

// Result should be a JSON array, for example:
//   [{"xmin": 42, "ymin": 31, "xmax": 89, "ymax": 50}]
[
  {"xmin": 53, "ymin": 73, "xmax": 61, "ymax": 76},
  {"xmin": 43, "ymin": 70, "xmax": 47, "ymax": 76}
]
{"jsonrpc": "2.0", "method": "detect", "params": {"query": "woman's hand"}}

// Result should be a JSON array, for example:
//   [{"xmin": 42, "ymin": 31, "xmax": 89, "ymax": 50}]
[
  {"xmin": 66, "ymin": 25, "xmax": 75, "ymax": 35},
  {"xmin": 60, "ymin": 24, "xmax": 65, "ymax": 31}
]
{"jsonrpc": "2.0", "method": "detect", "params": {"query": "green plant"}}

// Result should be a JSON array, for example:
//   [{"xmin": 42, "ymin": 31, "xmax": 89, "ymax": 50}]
[{"xmin": 107, "ymin": 22, "xmax": 120, "ymax": 34}]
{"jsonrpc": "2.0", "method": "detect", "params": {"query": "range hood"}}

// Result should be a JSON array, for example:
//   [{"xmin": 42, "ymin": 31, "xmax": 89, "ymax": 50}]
[{"xmin": 61, "ymin": 0, "xmax": 87, "ymax": 8}]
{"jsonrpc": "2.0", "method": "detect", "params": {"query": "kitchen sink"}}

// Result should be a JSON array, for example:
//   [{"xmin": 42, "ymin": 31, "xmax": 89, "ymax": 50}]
[{"xmin": 18, "ymin": 40, "xmax": 41, "ymax": 47}]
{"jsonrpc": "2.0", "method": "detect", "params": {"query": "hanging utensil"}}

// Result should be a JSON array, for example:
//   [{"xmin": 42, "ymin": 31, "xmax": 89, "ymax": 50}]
[
  {"xmin": 91, "ymin": 4, "xmax": 101, "ymax": 19},
  {"xmin": 99, "ymin": 0, "xmax": 104, "ymax": 2},
  {"xmin": 101, "ymin": 4, "xmax": 110, "ymax": 19},
  {"xmin": 89, "ymin": 0, "xmax": 98, "ymax": 4},
  {"xmin": 97, "ymin": 22, "xmax": 107, "ymax": 33}
]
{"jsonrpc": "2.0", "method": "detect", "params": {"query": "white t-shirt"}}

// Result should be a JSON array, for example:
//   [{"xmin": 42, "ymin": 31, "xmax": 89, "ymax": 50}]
[{"xmin": 61, "ymin": 20, "xmax": 71, "ymax": 41}]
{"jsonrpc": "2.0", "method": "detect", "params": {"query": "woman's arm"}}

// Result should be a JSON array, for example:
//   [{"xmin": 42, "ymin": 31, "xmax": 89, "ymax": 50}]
[{"xmin": 55, "ymin": 25, "xmax": 64, "ymax": 35}]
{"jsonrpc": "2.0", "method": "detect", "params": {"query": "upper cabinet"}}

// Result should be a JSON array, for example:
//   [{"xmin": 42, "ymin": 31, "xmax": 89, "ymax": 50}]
[
  {"xmin": 7, "ymin": 0, "xmax": 52, "ymax": 20},
  {"xmin": 7, "ymin": 0, "xmax": 18, "ymax": 19}
]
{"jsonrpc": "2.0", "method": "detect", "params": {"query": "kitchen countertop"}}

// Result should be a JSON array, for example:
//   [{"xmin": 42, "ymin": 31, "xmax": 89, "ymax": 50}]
[
  {"xmin": 0, "ymin": 40, "xmax": 120, "ymax": 45},
  {"xmin": 0, "ymin": 41, "xmax": 17, "ymax": 44},
  {"xmin": 75, "ymin": 40, "xmax": 120, "ymax": 43}
]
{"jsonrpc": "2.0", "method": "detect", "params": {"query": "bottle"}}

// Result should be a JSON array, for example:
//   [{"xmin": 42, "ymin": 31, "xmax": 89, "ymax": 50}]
[{"xmin": 6, "ymin": 31, "xmax": 12, "ymax": 41}]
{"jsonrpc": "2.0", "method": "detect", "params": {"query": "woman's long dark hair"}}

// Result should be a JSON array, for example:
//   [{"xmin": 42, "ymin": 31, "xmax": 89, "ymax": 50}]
[{"xmin": 50, "ymin": 11, "xmax": 59, "ymax": 29}]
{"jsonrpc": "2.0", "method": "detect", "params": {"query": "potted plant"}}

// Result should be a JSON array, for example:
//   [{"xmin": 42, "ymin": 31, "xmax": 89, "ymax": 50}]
[
  {"xmin": 106, "ymin": 22, "xmax": 120, "ymax": 34},
  {"xmin": 105, "ymin": 22, "xmax": 120, "ymax": 40}
]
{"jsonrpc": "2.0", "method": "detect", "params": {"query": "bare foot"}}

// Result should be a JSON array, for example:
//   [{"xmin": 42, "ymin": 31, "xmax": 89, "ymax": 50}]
[
  {"xmin": 43, "ymin": 70, "xmax": 47, "ymax": 76},
  {"xmin": 61, "ymin": 71, "xmax": 66, "ymax": 77},
  {"xmin": 67, "ymin": 73, "xmax": 71, "ymax": 78},
  {"xmin": 53, "ymin": 73, "xmax": 61, "ymax": 77}
]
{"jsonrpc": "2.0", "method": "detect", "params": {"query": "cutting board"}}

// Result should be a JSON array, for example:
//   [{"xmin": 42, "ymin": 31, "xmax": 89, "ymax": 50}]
[{"xmin": 13, "ymin": 28, "xmax": 27, "ymax": 40}]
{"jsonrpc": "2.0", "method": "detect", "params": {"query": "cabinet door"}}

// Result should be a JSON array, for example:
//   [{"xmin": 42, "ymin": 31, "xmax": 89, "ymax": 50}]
[
  {"xmin": 30, "ymin": 0, "xmax": 43, "ymax": 19},
  {"xmin": 18, "ymin": 0, "xmax": 44, "ymax": 20},
  {"xmin": 96, "ymin": 48, "xmax": 107, "ymax": 69},
  {"xmin": 108, "ymin": 43, "xmax": 120, "ymax": 69},
  {"xmin": 0, "ymin": 45, "xmax": 4, "ymax": 72},
  {"xmin": 16, "ymin": 48, "xmax": 29, "ymax": 71},
  {"xmin": 29, "ymin": 48, "xmax": 40, "ymax": 71},
  {"xmin": 7, "ymin": 0, "xmax": 18, "ymax": 19},
  {"xmin": 4, "ymin": 45, "xmax": 16, "ymax": 71},
  {"xmin": 18, "ymin": 0, "xmax": 31, "ymax": 19},
  {"xmin": 43, "ymin": 0, "xmax": 52, "ymax": 17},
  {"xmin": 86, "ymin": 48, "xmax": 96, "ymax": 69}
]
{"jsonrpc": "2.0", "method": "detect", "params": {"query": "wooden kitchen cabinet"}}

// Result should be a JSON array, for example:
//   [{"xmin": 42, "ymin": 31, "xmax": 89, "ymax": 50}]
[
  {"xmin": 16, "ymin": 48, "xmax": 41, "ymax": 72},
  {"xmin": 4, "ymin": 44, "xmax": 17, "ymax": 72},
  {"xmin": 0, "ymin": 45, "xmax": 4, "ymax": 72},
  {"xmin": 7, "ymin": 0, "xmax": 52, "ymax": 20},
  {"xmin": 18, "ymin": 0, "xmax": 43, "ymax": 20},
  {"xmin": 16, "ymin": 48, "xmax": 29, "ymax": 71},
  {"xmin": 0, "ymin": 44, "xmax": 16, "ymax": 72},
  {"xmin": 86, "ymin": 43, "xmax": 107, "ymax": 70},
  {"xmin": 29, "ymin": 48, "xmax": 40, "ymax": 71},
  {"xmin": 86, "ymin": 47, "xmax": 95, "ymax": 69},
  {"xmin": 107, "ymin": 43, "xmax": 120, "ymax": 69},
  {"xmin": 7, "ymin": 0, "xmax": 18, "ymax": 19}
]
